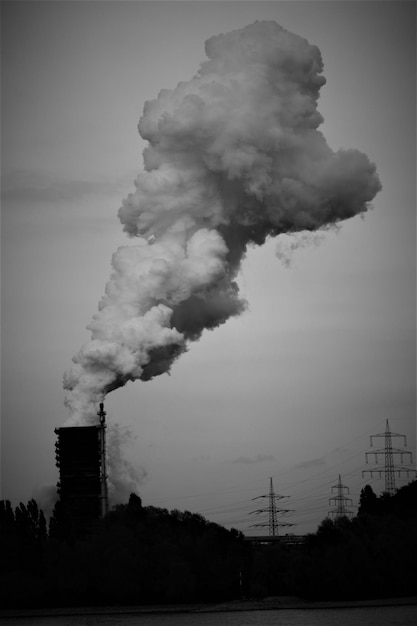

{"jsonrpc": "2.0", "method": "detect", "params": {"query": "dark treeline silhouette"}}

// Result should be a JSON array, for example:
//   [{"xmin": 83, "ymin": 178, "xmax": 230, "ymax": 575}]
[
  {"xmin": 0, "ymin": 494, "xmax": 247, "ymax": 608},
  {"xmin": 250, "ymin": 480, "xmax": 417, "ymax": 600},
  {"xmin": 1, "ymin": 481, "xmax": 416, "ymax": 609}
]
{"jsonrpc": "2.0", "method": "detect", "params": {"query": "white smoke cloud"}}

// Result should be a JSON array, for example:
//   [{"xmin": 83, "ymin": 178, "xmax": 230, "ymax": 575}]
[
  {"xmin": 106, "ymin": 424, "xmax": 147, "ymax": 505},
  {"xmin": 275, "ymin": 228, "xmax": 336, "ymax": 268},
  {"xmin": 64, "ymin": 21, "xmax": 381, "ymax": 425},
  {"xmin": 32, "ymin": 484, "xmax": 59, "ymax": 520}
]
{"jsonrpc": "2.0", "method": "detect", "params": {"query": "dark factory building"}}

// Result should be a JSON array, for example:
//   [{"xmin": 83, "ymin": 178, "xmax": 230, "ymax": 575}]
[{"xmin": 54, "ymin": 404, "xmax": 108, "ymax": 536}]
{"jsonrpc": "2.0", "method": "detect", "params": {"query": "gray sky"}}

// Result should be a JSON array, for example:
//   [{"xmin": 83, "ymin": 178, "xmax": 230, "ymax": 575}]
[{"xmin": 1, "ymin": 1, "xmax": 416, "ymax": 535}]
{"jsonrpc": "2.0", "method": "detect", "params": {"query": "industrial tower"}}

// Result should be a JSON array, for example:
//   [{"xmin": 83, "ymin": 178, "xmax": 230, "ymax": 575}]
[
  {"xmin": 97, "ymin": 402, "xmax": 109, "ymax": 517},
  {"xmin": 249, "ymin": 477, "xmax": 294, "ymax": 536},
  {"xmin": 362, "ymin": 419, "xmax": 415, "ymax": 495},
  {"xmin": 328, "ymin": 474, "xmax": 353, "ymax": 519},
  {"xmin": 54, "ymin": 402, "xmax": 108, "ymax": 535}
]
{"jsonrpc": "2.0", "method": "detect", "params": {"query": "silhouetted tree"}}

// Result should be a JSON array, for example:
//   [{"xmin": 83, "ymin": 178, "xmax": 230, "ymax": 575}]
[
  {"xmin": 0, "ymin": 500, "xmax": 17, "ymax": 574},
  {"xmin": 391, "ymin": 479, "xmax": 417, "ymax": 518},
  {"xmin": 287, "ymin": 481, "xmax": 417, "ymax": 600},
  {"xmin": 358, "ymin": 484, "xmax": 379, "ymax": 516},
  {"xmin": 0, "ymin": 500, "xmax": 15, "ymax": 528}
]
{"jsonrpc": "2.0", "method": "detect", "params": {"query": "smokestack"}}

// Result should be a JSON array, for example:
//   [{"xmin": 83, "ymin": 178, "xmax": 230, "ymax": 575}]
[
  {"xmin": 63, "ymin": 20, "xmax": 381, "ymax": 426},
  {"xmin": 97, "ymin": 402, "xmax": 109, "ymax": 517}
]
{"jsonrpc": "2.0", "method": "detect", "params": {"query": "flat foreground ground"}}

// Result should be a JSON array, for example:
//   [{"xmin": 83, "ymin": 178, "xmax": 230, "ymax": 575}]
[{"xmin": 0, "ymin": 595, "xmax": 416, "ymax": 618}]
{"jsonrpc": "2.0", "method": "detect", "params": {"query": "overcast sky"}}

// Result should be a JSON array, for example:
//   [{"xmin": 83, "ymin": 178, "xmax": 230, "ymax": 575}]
[{"xmin": 1, "ymin": 0, "xmax": 416, "ymax": 535}]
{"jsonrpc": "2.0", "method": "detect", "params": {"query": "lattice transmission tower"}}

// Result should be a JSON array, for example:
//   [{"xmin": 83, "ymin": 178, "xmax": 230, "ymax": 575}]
[
  {"xmin": 328, "ymin": 474, "xmax": 353, "ymax": 519},
  {"xmin": 362, "ymin": 419, "xmax": 415, "ymax": 495},
  {"xmin": 249, "ymin": 477, "xmax": 294, "ymax": 536}
]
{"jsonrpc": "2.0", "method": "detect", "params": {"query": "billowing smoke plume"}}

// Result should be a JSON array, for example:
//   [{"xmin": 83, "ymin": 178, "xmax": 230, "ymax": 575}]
[{"xmin": 64, "ymin": 21, "xmax": 381, "ymax": 424}]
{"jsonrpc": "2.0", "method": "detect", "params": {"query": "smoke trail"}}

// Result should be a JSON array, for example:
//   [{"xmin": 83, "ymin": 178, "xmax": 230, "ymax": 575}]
[
  {"xmin": 106, "ymin": 424, "xmax": 147, "ymax": 505},
  {"xmin": 64, "ymin": 21, "xmax": 381, "ymax": 424}
]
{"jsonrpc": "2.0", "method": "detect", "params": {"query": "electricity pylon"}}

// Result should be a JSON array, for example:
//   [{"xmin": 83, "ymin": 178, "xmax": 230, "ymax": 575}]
[
  {"xmin": 362, "ymin": 419, "xmax": 415, "ymax": 495},
  {"xmin": 249, "ymin": 477, "xmax": 294, "ymax": 536},
  {"xmin": 328, "ymin": 474, "xmax": 353, "ymax": 519}
]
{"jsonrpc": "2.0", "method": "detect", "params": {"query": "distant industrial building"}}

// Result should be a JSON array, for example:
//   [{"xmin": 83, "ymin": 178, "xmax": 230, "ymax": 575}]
[{"xmin": 54, "ymin": 404, "xmax": 108, "ymax": 535}]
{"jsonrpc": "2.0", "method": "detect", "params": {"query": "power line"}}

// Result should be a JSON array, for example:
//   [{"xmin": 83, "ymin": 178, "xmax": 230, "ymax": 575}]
[
  {"xmin": 141, "ymin": 420, "xmax": 415, "ymax": 535},
  {"xmin": 249, "ymin": 477, "xmax": 294, "ymax": 536},
  {"xmin": 328, "ymin": 474, "xmax": 353, "ymax": 519},
  {"xmin": 362, "ymin": 419, "xmax": 416, "ymax": 495}
]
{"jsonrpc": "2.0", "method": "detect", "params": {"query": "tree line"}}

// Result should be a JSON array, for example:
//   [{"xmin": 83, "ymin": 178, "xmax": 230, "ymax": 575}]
[
  {"xmin": 0, "ymin": 480, "xmax": 416, "ymax": 609},
  {"xmin": 249, "ymin": 479, "xmax": 416, "ymax": 600}
]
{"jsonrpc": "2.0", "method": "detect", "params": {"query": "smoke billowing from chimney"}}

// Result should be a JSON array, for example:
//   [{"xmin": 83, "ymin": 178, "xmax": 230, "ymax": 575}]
[{"xmin": 63, "ymin": 21, "xmax": 381, "ymax": 425}]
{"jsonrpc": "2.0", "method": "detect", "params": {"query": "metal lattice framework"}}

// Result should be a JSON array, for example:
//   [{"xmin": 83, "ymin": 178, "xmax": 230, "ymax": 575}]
[
  {"xmin": 362, "ymin": 419, "xmax": 415, "ymax": 495},
  {"xmin": 97, "ymin": 402, "xmax": 109, "ymax": 517},
  {"xmin": 328, "ymin": 474, "xmax": 353, "ymax": 519},
  {"xmin": 249, "ymin": 477, "xmax": 294, "ymax": 536}
]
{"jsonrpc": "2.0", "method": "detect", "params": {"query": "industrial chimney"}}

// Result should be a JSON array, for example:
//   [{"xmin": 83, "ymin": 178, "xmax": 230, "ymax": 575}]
[{"xmin": 54, "ymin": 404, "xmax": 108, "ymax": 534}]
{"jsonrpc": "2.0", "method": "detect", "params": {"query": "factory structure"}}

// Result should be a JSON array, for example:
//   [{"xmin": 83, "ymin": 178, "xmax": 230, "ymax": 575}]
[
  {"xmin": 53, "ymin": 408, "xmax": 415, "ymax": 539},
  {"xmin": 54, "ymin": 403, "xmax": 108, "ymax": 534}
]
